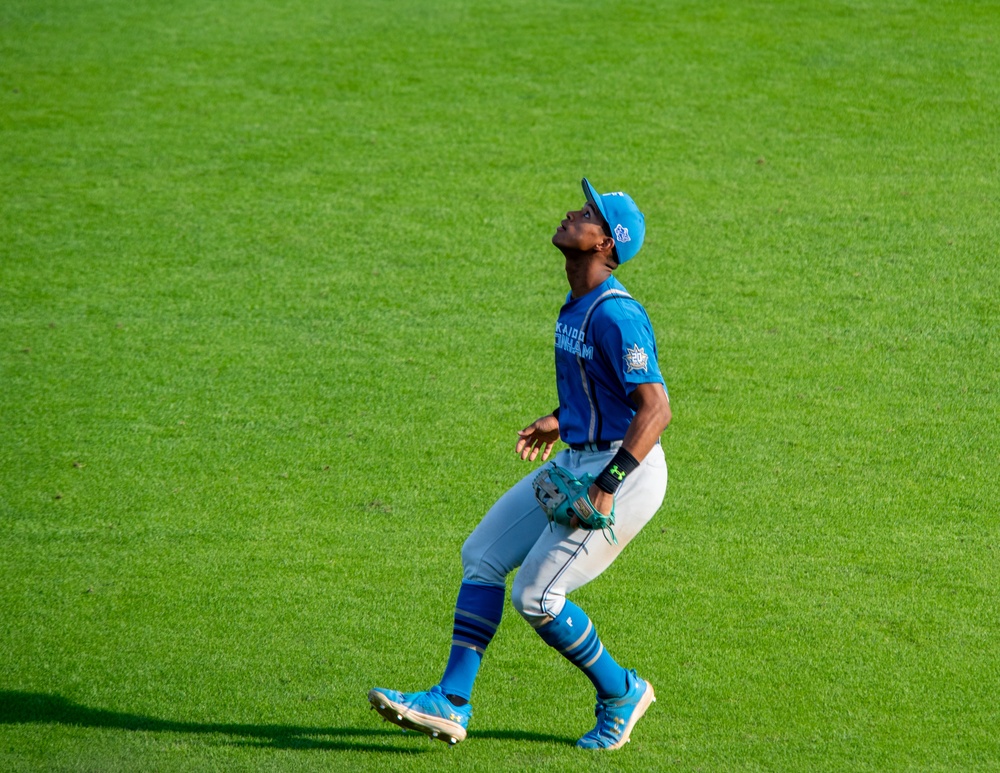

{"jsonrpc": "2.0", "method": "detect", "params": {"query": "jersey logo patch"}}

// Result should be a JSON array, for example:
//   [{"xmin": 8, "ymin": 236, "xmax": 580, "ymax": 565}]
[
  {"xmin": 623, "ymin": 343, "xmax": 648, "ymax": 373},
  {"xmin": 614, "ymin": 224, "xmax": 631, "ymax": 243}
]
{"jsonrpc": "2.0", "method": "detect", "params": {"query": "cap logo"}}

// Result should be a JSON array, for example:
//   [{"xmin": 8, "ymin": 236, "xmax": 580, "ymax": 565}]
[{"xmin": 614, "ymin": 224, "xmax": 631, "ymax": 243}]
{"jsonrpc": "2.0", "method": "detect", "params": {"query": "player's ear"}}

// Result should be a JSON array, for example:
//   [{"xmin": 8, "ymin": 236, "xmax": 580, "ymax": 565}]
[{"xmin": 598, "ymin": 236, "xmax": 617, "ymax": 264}]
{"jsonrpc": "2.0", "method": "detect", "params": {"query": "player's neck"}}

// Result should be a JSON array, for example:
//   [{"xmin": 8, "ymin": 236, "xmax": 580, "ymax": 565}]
[{"xmin": 564, "ymin": 252, "xmax": 614, "ymax": 298}]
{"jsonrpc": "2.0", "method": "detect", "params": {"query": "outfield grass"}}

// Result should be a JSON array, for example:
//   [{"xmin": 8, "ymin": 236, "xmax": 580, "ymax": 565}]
[{"xmin": 2, "ymin": 0, "xmax": 998, "ymax": 770}]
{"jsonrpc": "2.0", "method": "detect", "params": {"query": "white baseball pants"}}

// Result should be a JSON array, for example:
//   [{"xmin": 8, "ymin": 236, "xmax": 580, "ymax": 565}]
[{"xmin": 461, "ymin": 443, "xmax": 668, "ymax": 626}]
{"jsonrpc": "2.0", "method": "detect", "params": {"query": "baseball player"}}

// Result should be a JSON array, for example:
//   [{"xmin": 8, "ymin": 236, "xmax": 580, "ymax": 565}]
[{"xmin": 369, "ymin": 179, "xmax": 671, "ymax": 750}]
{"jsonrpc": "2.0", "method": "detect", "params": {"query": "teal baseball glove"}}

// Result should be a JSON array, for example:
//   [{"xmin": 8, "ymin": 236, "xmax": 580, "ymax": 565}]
[{"xmin": 532, "ymin": 463, "xmax": 617, "ymax": 544}]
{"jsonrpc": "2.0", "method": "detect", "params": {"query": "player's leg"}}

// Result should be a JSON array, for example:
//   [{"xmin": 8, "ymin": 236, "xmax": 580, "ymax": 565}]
[
  {"xmin": 370, "ymin": 465, "xmax": 549, "ymax": 743},
  {"xmin": 437, "ymin": 469, "xmax": 551, "ymax": 703},
  {"xmin": 510, "ymin": 444, "xmax": 667, "ymax": 749},
  {"xmin": 435, "ymin": 581, "xmax": 504, "ymax": 706}
]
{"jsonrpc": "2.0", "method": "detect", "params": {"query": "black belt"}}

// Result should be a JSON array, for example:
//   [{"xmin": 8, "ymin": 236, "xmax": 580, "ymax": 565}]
[{"xmin": 569, "ymin": 441, "xmax": 621, "ymax": 452}]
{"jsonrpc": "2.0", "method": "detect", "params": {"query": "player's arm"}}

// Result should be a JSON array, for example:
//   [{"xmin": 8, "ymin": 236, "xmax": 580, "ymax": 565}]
[
  {"xmin": 516, "ymin": 412, "xmax": 561, "ymax": 461},
  {"xmin": 587, "ymin": 382, "xmax": 671, "ymax": 515},
  {"xmin": 620, "ymin": 382, "xmax": 671, "ymax": 461}
]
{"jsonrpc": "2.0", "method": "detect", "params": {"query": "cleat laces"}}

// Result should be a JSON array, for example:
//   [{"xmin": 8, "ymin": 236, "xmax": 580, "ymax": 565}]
[{"xmin": 583, "ymin": 699, "xmax": 625, "ymax": 744}]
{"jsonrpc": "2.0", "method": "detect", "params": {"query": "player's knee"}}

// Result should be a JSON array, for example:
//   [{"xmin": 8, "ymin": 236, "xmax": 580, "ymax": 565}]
[
  {"xmin": 510, "ymin": 576, "xmax": 549, "ymax": 626},
  {"xmin": 460, "ymin": 534, "xmax": 506, "ymax": 586}
]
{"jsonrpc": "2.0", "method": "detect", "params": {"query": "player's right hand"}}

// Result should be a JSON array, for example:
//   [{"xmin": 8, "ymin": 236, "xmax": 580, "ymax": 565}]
[{"xmin": 515, "ymin": 414, "xmax": 561, "ymax": 462}]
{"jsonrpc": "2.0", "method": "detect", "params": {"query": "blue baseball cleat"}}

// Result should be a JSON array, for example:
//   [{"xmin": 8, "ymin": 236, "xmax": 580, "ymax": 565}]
[
  {"xmin": 368, "ymin": 685, "xmax": 471, "ymax": 745},
  {"xmin": 576, "ymin": 669, "xmax": 655, "ymax": 750}
]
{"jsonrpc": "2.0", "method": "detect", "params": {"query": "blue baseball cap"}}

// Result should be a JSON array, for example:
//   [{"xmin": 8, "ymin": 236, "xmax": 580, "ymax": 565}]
[{"xmin": 582, "ymin": 178, "xmax": 645, "ymax": 264}]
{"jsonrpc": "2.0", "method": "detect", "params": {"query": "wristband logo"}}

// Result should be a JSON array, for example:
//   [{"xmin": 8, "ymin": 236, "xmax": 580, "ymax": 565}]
[{"xmin": 609, "ymin": 464, "xmax": 627, "ymax": 481}]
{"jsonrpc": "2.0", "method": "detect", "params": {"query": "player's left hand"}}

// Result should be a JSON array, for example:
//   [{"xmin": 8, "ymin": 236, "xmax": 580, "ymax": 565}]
[{"xmin": 570, "ymin": 484, "xmax": 614, "ymax": 527}]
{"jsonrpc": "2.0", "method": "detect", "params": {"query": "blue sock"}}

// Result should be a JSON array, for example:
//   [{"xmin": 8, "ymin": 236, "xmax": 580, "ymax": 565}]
[
  {"xmin": 535, "ymin": 599, "xmax": 627, "ymax": 699},
  {"xmin": 438, "ymin": 581, "xmax": 505, "ymax": 703}
]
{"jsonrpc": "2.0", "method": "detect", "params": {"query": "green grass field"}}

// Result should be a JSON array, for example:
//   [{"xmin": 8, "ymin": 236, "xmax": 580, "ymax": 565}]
[{"xmin": 2, "ymin": 0, "xmax": 998, "ymax": 770}]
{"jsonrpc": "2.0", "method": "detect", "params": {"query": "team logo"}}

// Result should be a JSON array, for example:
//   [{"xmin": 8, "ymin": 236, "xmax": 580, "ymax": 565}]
[
  {"xmin": 623, "ymin": 343, "xmax": 648, "ymax": 373},
  {"xmin": 614, "ymin": 224, "xmax": 631, "ymax": 243}
]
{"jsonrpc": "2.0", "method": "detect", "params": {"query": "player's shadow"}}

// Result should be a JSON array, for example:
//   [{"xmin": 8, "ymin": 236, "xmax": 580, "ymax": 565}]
[{"xmin": 0, "ymin": 691, "xmax": 570, "ymax": 751}]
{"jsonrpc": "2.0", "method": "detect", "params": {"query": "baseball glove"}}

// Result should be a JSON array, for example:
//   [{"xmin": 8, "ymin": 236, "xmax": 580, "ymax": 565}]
[{"xmin": 532, "ymin": 463, "xmax": 617, "ymax": 544}]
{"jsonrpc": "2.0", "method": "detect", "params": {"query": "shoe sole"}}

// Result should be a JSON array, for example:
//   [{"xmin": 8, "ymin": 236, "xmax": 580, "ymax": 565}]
[
  {"xmin": 368, "ymin": 689, "xmax": 468, "ymax": 745},
  {"xmin": 586, "ymin": 681, "xmax": 657, "ymax": 751}
]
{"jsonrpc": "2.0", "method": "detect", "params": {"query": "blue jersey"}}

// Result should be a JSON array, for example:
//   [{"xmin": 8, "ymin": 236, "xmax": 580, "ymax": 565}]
[{"xmin": 554, "ymin": 276, "xmax": 666, "ymax": 446}]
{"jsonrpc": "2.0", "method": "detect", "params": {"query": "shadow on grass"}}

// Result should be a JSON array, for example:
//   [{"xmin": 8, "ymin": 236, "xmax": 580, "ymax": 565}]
[{"xmin": 0, "ymin": 691, "xmax": 572, "ymax": 752}]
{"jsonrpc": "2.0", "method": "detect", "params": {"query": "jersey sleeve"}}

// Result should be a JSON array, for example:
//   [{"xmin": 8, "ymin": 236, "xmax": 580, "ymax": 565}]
[{"xmin": 592, "ymin": 302, "xmax": 665, "ymax": 395}]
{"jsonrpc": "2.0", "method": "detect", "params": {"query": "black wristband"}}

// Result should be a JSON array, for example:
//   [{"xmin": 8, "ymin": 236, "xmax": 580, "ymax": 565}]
[
  {"xmin": 552, "ymin": 407, "xmax": 561, "ymax": 421},
  {"xmin": 594, "ymin": 448, "xmax": 640, "ymax": 495}
]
